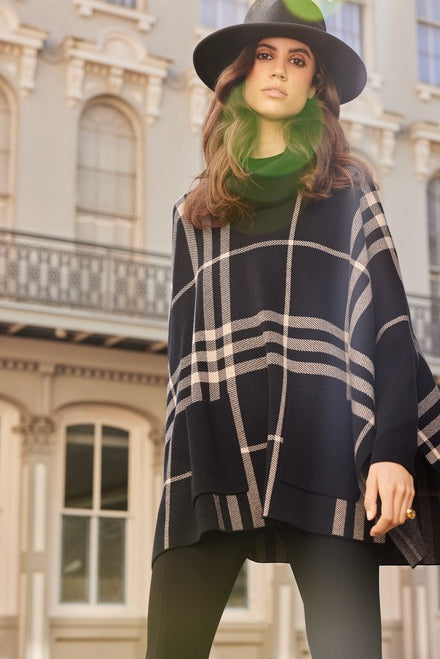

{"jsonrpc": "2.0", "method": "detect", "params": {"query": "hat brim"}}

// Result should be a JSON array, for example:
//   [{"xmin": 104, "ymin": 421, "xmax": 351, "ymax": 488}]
[{"xmin": 193, "ymin": 22, "xmax": 367, "ymax": 104}]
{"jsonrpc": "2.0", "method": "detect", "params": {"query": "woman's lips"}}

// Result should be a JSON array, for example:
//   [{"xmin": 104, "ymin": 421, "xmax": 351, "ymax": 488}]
[{"xmin": 262, "ymin": 88, "xmax": 287, "ymax": 99}]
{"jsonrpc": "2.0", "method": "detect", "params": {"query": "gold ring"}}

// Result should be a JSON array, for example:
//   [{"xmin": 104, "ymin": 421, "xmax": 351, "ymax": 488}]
[{"xmin": 406, "ymin": 508, "xmax": 416, "ymax": 520}]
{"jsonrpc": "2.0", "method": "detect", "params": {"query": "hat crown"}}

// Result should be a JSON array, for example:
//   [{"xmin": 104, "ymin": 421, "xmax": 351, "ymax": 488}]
[{"xmin": 245, "ymin": 0, "xmax": 326, "ymax": 32}]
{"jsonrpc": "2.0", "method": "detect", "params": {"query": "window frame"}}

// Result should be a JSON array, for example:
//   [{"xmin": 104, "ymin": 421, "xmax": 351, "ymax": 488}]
[
  {"xmin": 427, "ymin": 174, "xmax": 440, "ymax": 295},
  {"xmin": 76, "ymin": 97, "xmax": 143, "ymax": 249},
  {"xmin": 50, "ymin": 406, "xmax": 154, "ymax": 618},
  {"xmin": 73, "ymin": 0, "xmax": 155, "ymax": 32},
  {"xmin": 324, "ymin": 0, "xmax": 365, "ymax": 59},
  {"xmin": 0, "ymin": 78, "xmax": 17, "ymax": 230},
  {"xmin": 416, "ymin": 0, "xmax": 440, "ymax": 87}
]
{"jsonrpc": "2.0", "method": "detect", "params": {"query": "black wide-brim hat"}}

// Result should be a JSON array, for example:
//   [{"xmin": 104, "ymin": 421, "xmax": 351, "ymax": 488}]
[{"xmin": 193, "ymin": 0, "xmax": 367, "ymax": 104}]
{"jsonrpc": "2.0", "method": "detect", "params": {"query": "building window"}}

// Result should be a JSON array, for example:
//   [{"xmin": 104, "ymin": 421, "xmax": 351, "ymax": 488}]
[
  {"xmin": 61, "ymin": 423, "xmax": 129, "ymax": 604},
  {"xmin": 104, "ymin": 0, "xmax": 137, "ymax": 7},
  {"xmin": 227, "ymin": 562, "xmax": 248, "ymax": 608},
  {"xmin": 427, "ymin": 176, "xmax": 440, "ymax": 296},
  {"xmin": 200, "ymin": 0, "xmax": 247, "ymax": 28},
  {"xmin": 417, "ymin": 0, "xmax": 440, "ymax": 85},
  {"xmin": 77, "ymin": 101, "xmax": 138, "ymax": 247},
  {"xmin": 325, "ymin": 1, "xmax": 363, "ymax": 57}
]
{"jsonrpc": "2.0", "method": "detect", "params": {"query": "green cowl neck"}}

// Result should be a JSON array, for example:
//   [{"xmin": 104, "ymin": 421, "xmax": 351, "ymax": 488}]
[{"xmin": 231, "ymin": 148, "xmax": 303, "ymax": 209}]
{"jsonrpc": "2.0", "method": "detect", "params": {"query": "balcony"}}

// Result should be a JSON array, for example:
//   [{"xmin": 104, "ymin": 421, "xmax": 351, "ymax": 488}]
[
  {"xmin": 407, "ymin": 293, "xmax": 440, "ymax": 367},
  {"xmin": 0, "ymin": 229, "xmax": 171, "ymax": 351},
  {"xmin": 0, "ymin": 230, "xmax": 439, "ymax": 362}
]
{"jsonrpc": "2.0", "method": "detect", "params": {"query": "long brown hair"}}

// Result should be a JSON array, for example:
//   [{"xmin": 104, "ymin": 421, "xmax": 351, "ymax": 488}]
[{"xmin": 184, "ymin": 41, "xmax": 370, "ymax": 228}]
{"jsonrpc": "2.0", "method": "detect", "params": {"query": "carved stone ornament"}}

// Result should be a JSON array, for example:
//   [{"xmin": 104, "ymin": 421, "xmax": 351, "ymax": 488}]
[
  {"xmin": 149, "ymin": 424, "xmax": 165, "ymax": 469},
  {"xmin": 73, "ymin": 0, "xmax": 156, "ymax": 34},
  {"xmin": 408, "ymin": 121, "xmax": 440, "ymax": 182},
  {"xmin": 341, "ymin": 108, "xmax": 402, "ymax": 175},
  {"xmin": 187, "ymin": 71, "xmax": 211, "ymax": 134},
  {"xmin": 0, "ymin": 5, "xmax": 47, "ymax": 97},
  {"xmin": 16, "ymin": 414, "xmax": 56, "ymax": 456},
  {"xmin": 63, "ymin": 30, "xmax": 171, "ymax": 122}
]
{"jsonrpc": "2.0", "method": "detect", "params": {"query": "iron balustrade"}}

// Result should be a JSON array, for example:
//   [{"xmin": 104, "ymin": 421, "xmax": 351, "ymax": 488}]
[
  {"xmin": 1, "ymin": 229, "xmax": 440, "ymax": 360},
  {"xmin": 407, "ymin": 293, "xmax": 440, "ymax": 360},
  {"xmin": 0, "ymin": 229, "xmax": 171, "ymax": 322}
]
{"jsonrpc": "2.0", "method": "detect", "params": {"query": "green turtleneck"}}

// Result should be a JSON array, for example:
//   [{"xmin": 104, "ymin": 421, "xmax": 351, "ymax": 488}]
[{"xmin": 232, "ymin": 149, "xmax": 302, "ymax": 234}]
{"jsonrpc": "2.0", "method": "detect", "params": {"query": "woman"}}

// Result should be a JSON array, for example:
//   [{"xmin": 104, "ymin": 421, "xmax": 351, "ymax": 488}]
[{"xmin": 146, "ymin": 1, "xmax": 440, "ymax": 658}]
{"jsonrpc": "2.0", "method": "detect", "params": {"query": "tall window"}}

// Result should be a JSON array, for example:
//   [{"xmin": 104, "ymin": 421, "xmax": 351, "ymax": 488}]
[
  {"xmin": 427, "ymin": 176, "xmax": 440, "ymax": 296},
  {"xmin": 417, "ymin": 0, "xmax": 440, "ymax": 85},
  {"xmin": 325, "ymin": 1, "xmax": 363, "ymax": 57},
  {"xmin": 77, "ymin": 102, "xmax": 137, "ymax": 247},
  {"xmin": 61, "ymin": 424, "xmax": 129, "ymax": 604},
  {"xmin": 200, "ymin": 0, "xmax": 247, "ymax": 28},
  {"xmin": 0, "ymin": 85, "xmax": 12, "ymax": 228},
  {"xmin": 104, "ymin": 0, "xmax": 137, "ymax": 7}
]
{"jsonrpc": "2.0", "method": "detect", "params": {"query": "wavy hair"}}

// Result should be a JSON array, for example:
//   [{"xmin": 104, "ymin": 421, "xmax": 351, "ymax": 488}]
[{"xmin": 184, "ymin": 41, "xmax": 370, "ymax": 228}]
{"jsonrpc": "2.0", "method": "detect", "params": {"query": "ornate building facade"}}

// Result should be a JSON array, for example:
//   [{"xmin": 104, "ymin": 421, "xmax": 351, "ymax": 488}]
[{"xmin": 1, "ymin": 1, "xmax": 440, "ymax": 658}]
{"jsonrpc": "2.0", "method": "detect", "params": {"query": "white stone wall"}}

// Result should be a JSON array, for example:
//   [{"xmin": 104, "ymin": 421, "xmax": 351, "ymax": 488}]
[{"xmin": 1, "ymin": 1, "xmax": 440, "ymax": 658}]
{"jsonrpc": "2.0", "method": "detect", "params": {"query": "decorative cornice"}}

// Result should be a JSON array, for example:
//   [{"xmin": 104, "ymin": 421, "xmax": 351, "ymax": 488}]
[
  {"xmin": 0, "ymin": 357, "xmax": 39, "ymax": 372},
  {"xmin": 73, "ymin": 0, "xmax": 155, "ymax": 33},
  {"xmin": 148, "ymin": 425, "xmax": 165, "ymax": 447},
  {"xmin": 16, "ymin": 413, "xmax": 56, "ymax": 456},
  {"xmin": 186, "ymin": 70, "xmax": 211, "ymax": 133},
  {"xmin": 63, "ymin": 31, "xmax": 172, "ymax": 122},
  {"xmin": 0, "ymin": 355, "xmax": 167, "ymax": 386},
  {"xmin": 340, "ymin": 109, "xmax": 403, "ymax": 175},
  {"xmin": 408, "ymin": 121, "xmax": 440, "ymax": 182},
  {"xmin": 54, "ymin": 363, "xmax": 167, "ymax": 387},
  {"xmin": 415, "ymin": 82, "xmax": 440, "ymax": 103},
  {"xmin": 0, "ymin": 5, "xmax": 47, "ymax": 96}
]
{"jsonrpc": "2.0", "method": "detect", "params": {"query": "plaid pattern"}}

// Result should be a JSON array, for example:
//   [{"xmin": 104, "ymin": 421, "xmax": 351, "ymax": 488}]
[{"xmin": 153, "ymin": 183, "xmax": 440, "ymax": 567}]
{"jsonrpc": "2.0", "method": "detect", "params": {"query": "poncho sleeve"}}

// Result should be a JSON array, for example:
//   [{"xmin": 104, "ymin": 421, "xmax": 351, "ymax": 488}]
[{"xmin": 360, "ymin": 184, "xmax": 432, "ymax": 475}]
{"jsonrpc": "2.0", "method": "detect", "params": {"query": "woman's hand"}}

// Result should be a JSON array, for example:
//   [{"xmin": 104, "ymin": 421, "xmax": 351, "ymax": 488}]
[{"xmin": 364, "ymin": 461, "xmax": 415, "ymax": 537}]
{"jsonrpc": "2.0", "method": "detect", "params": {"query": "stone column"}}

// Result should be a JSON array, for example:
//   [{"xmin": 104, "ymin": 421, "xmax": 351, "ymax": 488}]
[
  {"xmin": 401, "ymin": 565, "xmax": 431, "ymax": 659},
  {"xmin": 17, "ymin": 414, "xmax": 56, "ymax": 659}
]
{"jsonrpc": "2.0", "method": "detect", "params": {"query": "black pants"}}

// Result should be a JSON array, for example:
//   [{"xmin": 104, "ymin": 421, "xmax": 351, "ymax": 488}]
[{"xmin": 146, "ymin": 525, "xmax": 382, "ymax": 659}]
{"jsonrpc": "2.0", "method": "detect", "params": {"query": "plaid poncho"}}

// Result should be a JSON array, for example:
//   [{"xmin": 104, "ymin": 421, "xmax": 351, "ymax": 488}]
[{"xmin": 153, "ymin": 175, "xmax": 440, "ymax": 567}]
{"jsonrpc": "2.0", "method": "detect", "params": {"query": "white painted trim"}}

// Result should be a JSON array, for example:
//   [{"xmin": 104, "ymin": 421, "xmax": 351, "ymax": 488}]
[
  {"xmin": 29, "ymin": 572, "xmax": 45, "ymax": 659},
  {"xmin": 0, "ymin": 402, "xmax": 21, "ymax": 615},
  {"xmin": 50, "ymin": 405, "xmax": 154, "ymax": 618},
  {"xmin": 416, "ymin": 82, "xmax": 440, "ymax": 102},
  {"xmin": 33, "ymin": 463, "xmax": 47, "ymax": 553},
  {"xmin": 73, "ymin": 0, "xmax": 155, "ymax": 33}
]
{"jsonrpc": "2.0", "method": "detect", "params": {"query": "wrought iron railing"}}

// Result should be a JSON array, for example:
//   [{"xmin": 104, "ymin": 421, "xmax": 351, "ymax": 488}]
[
  {"xmin": 407, "ymin": 293, "xmax": 440, "ymax": 360},
  {"xmin": 0, "ymin": 229, "xmax": 171, "ymax": 322},
  {"xmin": 0, "ymin": 229, "xmax": 440, "ymax": 359}
]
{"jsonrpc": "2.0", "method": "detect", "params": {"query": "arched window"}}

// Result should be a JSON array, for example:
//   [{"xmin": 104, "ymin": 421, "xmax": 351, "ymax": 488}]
[
  {"xmin": 417, "ymin": 0, "xmax": 440, "ymax": 85},
  {"xmin": 77, "ymin": 101, "xmax": 138, "ymax": 247},
  {"xmin": 53, "ymin": 407, "xmax": 155, "ymax": 615},
  {"xmin": 0, "ymin": 83, "xmax": 13, "ymax": 228},
  {"xmin": 61, "ymin": 423, "xmax": 129, "ymax": 603},
  {"xmin": 200, "ymin": 0, "xmax": 248, "ymax": 28},
  {"xmin": 427, "ymin": 175, "xmax": 440, "ymax": 296}
]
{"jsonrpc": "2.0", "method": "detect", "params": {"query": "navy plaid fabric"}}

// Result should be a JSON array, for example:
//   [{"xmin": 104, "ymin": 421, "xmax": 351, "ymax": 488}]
[{"xmin": 153, "ymin": 183, "xmax": 440, "ymax": 567}]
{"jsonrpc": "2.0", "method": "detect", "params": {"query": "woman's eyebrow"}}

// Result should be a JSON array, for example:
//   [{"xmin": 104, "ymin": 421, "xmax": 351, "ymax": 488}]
[{"xmin": 257, "ymin": 43, "xmax": 312, "ymax": 59}]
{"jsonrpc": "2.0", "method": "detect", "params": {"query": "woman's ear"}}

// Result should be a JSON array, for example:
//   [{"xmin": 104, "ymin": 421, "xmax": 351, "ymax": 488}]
[{"xmin": 308, "ymin": 87, "xmax": 316, "ymax": 99}]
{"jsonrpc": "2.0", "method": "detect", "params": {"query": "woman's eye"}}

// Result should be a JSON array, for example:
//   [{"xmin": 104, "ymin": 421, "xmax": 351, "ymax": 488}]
[
  {"xmin": 256, "ymin": 52, "xmax": 272, "ymax": 60},
  {"xmin": 290, "ymin": 57, "xmax": 305, "ymax": 67}
]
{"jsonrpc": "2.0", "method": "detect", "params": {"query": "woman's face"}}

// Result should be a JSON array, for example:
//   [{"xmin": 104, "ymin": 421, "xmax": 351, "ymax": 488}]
[{"xmin": 244, "ymin": 37, "xmax": 316, "ymax": 121}]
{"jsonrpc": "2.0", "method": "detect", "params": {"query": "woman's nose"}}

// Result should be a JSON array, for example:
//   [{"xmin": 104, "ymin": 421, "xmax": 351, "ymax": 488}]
[{"xmin": 270, "ymin": 70, "xmax": 287, "ymax": 80}]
